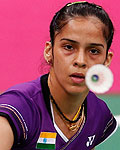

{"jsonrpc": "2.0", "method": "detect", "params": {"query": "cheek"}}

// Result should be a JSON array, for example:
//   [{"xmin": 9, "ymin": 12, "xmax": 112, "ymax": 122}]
[
  {"xmin": 90, "ymin": 56, "xmax": 107, "ymax": 66},
  {"xmin": 98, "ymin": 53, "xmax": 107, "ymax": 62},
  {"xmin": 54, "ymin": 59, "xmax": 69, "ymax": 74},
  {"xmin": 53, "ymin": 50, "xmax": 70, "ymax": 70},
  {"xmin": 53, "ymin": 56, "xmax": 65, "ymax": 75},
  {"xmin": 85, "ymin": 54, "xmax": 107, "ymax": 69},
  {"xmin": 53, "ymin": 58, "xmax": 67, "ymax": 84}
]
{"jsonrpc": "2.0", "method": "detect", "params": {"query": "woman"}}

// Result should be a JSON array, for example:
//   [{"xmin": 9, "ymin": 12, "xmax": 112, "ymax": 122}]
[{"xmin": 0, "ymin": 1, "xmax": 118, "ymax": 150}]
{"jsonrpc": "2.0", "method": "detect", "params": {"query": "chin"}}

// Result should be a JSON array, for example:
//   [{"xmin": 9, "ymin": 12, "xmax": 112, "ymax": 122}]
[{"xmin": 66, "ymin": 85, "xmax": 89, "ymax": 95}]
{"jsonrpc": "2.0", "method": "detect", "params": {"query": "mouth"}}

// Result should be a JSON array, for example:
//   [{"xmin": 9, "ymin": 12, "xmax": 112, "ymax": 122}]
[
  {"xmin": 70, "ymin": 73, "xmax": 85, "ymax": 78},
  {"xmin": 70, "ymin": 73, "xmax": 85, "ymax": 84}
]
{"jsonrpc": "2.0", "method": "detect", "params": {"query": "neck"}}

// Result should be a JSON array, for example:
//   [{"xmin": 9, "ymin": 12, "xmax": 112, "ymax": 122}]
[{"xmin": 48, "ymin": 71, "xmax": 89, "ymax": 119}]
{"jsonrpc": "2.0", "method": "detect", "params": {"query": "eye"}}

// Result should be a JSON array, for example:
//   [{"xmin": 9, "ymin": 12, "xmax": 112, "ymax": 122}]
[
  {"xmin": 63, "ymin": 44, "xmax": 74, "ymax": 51},
  {"xmin": 89, "ymin": 48, "xmax": 100, "ymax": 55}
]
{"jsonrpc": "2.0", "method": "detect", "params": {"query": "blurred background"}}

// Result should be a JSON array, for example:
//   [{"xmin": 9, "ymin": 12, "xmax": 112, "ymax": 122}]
[{"xmin": 0, "ymin": 0, "xmax": 120, "ymax": 149}]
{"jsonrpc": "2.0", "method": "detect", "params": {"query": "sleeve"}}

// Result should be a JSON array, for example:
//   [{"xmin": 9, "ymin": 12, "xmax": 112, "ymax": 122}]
[
  {"xmin": 0, "ymin": 90, "xmax": 40, "ymax": 148},
  {"xmin": 96, "ymin": 103, "xmax": 118, "ymax": 145},
  {"xmin": 99, "ymin": 114, "xmax": 118, "ymax": 143}
]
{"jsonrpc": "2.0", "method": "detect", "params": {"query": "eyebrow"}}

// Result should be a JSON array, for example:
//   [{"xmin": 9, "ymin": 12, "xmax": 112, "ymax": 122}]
[
  {"xmin": 89, "ymin": 43, "xmax": 104, "ymax": 48},
  {"xmin": 60, "ymin": 38, "xmax": 80, "ymax": 44}
]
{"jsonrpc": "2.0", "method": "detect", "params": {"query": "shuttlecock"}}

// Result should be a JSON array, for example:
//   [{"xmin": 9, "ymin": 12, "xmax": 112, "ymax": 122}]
[{"xmin": 85, "ymin": 64, "xmax": 113, "ymax": 94}]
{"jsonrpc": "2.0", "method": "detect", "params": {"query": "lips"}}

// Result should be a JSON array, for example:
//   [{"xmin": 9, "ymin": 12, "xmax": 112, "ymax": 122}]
[
  {"xmin": 70, "ymin": 73, "xmax": 85, "ymax": 84},
  {"xmin": 70, "ymin": 73, "xmax": 85, "ymax": 78}
]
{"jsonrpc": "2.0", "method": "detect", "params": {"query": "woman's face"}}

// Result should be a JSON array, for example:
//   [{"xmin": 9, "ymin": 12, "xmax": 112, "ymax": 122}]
[{"xmin": 45, "ymin": 16, "xmax": 113, "ymax": 95}]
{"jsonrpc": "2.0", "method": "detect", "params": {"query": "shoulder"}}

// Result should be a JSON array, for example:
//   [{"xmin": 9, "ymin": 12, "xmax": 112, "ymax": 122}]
[
  {"xmin": 87, "ymin": 91, "xmax": 110, "ymax": 114},
  {"xmin": 0, "ymin": 76, "xmax": 44, "ymax": 126},
  {"xmin": 4, "ymin": 77, "xmax": 42, "ymax": 98},
  {"xmin": 87, "ymin": 91, "xmax": 116, "ymax": 129},
  {"xmin": 0, "ymin": 76, "xmax": 44, "ymax": 113}
]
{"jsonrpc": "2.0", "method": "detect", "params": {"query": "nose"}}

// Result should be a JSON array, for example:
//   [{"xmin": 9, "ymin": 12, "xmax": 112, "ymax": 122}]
[{"xmin": 73, "ymin": 49, "xmax": 87, "ymax": 68}]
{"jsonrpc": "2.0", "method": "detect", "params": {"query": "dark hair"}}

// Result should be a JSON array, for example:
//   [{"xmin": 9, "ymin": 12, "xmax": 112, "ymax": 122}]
[{"xmin": 50, "ymin": 1, "xmax": 114, "ymax": 52}]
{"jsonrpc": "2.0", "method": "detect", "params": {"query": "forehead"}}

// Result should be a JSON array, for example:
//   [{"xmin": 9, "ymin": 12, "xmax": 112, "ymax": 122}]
[{"xmin": 54, "ymin": 16, "xmax": 106, "ymax": 44}]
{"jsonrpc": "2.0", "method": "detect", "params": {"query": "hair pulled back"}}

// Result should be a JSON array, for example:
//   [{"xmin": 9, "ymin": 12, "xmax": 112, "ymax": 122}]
[{"xmin": 50, "ymin": 1, "xmax": 114, "ymax": 52}]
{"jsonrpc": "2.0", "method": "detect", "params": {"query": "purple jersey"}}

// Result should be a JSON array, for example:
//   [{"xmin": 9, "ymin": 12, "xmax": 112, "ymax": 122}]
[{"xmin": 0, "ymin": 74, "xmax": 117, "ymax": 150}]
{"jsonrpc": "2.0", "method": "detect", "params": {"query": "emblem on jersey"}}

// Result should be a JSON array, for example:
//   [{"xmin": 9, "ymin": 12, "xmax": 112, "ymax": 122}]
[
  {"xmin": 86, "ymin": 135, "xmax": 95, "ymax": 147},
  {"xmin": 36, "ymin": 132, "xmax": 57, "ymax": 149}
]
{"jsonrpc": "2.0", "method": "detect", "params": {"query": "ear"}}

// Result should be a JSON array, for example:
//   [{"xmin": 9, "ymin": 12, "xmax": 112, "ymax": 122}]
[
  {"xmin": 104, "ymin": 51, "xmax": 113, "ymax": 67},
  {"xmin": 44, "ymin": 41, "xmax": 53, "ymax": 66}
]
